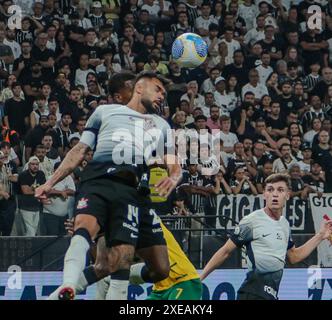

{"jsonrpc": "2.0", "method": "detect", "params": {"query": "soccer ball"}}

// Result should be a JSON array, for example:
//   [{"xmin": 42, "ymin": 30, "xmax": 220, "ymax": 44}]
[{"xmin": 171, "ymin": 33, "xmax": 208, "ymax": 69}]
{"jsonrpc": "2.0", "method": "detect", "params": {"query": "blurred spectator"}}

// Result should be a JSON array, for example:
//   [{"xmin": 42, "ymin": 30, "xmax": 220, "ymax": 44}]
[
  {"xmin": 289, "ymin": 163, "xmax": 307, "ymax": 200},
  {"xmin": 230, "ymin": 166, "xmax": 258, "ymax": 195},
  {"xmin": 30, "ymin": 95, "xmax": 49, "ymax": 129},
  {"xmin": 242, "ymin": 69, "xmax": 268, "ymax": 101},
  {"xmin": 32, "ymin": 145, "xmax": 54, "ymax": 179},
  {"xmin": 3, "ymin": 82, "xmax": 29, "ymax": 137},
  {"xmin": 177, "ymin": 162, "xmax": 214, "ymax": 219},
  {"xmin": 200, "ymin": 67, "xmax": 219, "ymax": 94},
  {"xmin": 266, "ymin": 101, "xmax": 287, "ymax": 139},
  {"xmin": 312, "ymin": 67, "xmax": 332, "ymax": 98},
  {"xmin": 273, "ymin": 143, "xmax": 298, "ymax": 173},
  {"xmin": 42, "ymin": 162, "xmax": 75, "ymax": 235},
  {"xmin": 204, "ymin": 170, "xmax": 231, "ymax": 231},
  {"xmin": 303, "ymin": 118, "xmax": 322, "ymax": 146},
  {"xmin": 0, "ymin": 150, "xmax": 17, "ymax": 236},
  {"xmin": 206, "ymin": 105, "xmax": 221, "ymax": 131},
  {"xmin": 298, "ymin": 143, "xmax": 313, "ymax": 176},
  {"xmin": 312, "ymin": 130, "xmax": 330, "ymax": 165},
  {"xmin": 303, "ymin": 162, "xmax": 326, "ymax": 197},
  {"xmin": 181, "ymin": 80, "xmax": 204, "ymax": 112},
  {"xmin": 17, "ymin": 156, "xmax": 46, "ymax": 236},
  {"xmin": 290, "ymin": 134, "xmax": 303, "ymax": 160},
  {"xmin": 301, "ymin": 95, "xmax": 326, "ymax": 132},
  {"xmin": 55, "ymin": 112, "xmax": 74, "ymax": 157},
  {"xmin": 256, "ymin": 51, "xmax": 273, "ymax": 85},
  {"xmin": 255, "ymin": 159, "xmax": 273, "ymax": 194},
  {"xmin": 214, "ymin": 115, "xmax": 238, "ymax": 154},
  {"xmin": 227, "ymin": 142, "xmax": 257, "ymax": 179},
  {"xmin": 41, "ymin": 134, "xmax": 61, "ymax": 167},
  {"xmin": 24, "ymin": 115, "xmax": 51, "ymax": 161}
]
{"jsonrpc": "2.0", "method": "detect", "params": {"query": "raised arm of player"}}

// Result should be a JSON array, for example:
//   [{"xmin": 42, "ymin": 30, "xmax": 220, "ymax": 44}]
[
  {"xmin": 287, "ymin": 220, "xmax": 332, "ymax": 264},
  {"xmin": 35, "ymin": 142, "xmax": 89, "ymax": 200},
  {"xmin": 200, "ymin": 239, "xmax": 237, "ymax": 281},
  {"xmin": 155, "ymin": 154, "xmax": 182, "ymax": 198}
]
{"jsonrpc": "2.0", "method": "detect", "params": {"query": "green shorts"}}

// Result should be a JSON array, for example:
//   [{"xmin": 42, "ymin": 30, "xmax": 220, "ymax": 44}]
[{"xmin": 147, "ymin": 279, "xmax": 202, "ymax": 300}]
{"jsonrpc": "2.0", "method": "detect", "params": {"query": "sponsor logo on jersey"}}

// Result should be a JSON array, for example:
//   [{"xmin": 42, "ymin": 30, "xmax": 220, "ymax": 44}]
[{"xmin": 77, "ymin": 197, "xmax": 88, "ymax": 210}]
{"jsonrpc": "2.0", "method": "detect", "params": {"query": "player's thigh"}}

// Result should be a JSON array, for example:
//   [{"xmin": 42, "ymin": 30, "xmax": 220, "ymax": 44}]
[
  {"xmin": 136, "ymin": 208, "xmax": 169, "ymax": 277},
  {"xmin": 168, "ymin": 280, "xmax": 203, "ymax": 300},
  {"xmin": 74, "ymin": 180, "xmax": 112, "ymax": 239}
]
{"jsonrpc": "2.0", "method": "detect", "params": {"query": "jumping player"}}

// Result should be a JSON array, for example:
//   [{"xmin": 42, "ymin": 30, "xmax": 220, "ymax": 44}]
[
  {"xmin": 47, "ymin": 72, "xmax": 202, "ymax": 300},
  {"xmin": 35, "ymin": 71, "xmax": 182, "ymax": 300},
  {"xmin": 200, "ymin": 173, "xmax": 332, "ymax": 300}
]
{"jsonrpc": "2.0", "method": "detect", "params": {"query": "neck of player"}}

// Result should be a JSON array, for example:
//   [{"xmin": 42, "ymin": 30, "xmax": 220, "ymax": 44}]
[
  {"xmin": 127, "ymin": 98, "xmax": 147, "ymax": 114},
  {"xmin": 264, "ymin": 206, "xmax": 282, "ymax": 221}
]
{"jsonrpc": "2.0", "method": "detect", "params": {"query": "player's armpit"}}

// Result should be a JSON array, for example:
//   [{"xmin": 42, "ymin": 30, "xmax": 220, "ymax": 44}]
[{"xmin": 200, "ymin": 239, "xmax": 237, "ymax": 281}]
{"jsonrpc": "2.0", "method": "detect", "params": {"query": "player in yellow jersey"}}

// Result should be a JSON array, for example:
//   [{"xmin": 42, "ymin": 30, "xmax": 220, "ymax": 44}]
[{"xmin": 146, "ymin": 222, "xmax": 202, "ymax": 300}]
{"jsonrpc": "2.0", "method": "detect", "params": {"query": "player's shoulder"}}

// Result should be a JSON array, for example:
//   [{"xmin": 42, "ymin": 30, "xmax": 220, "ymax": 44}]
[
  {"xmin": 96, "ymin": 104, "xmax": 124, "ymax": 112},
  {"xmin": 279, "ymin": 215, "xmax": 291, "ymax": 228},
  {"xmin": 152, "ymin": 114, "xmax": 171, "ymax": 130},
  {"xmin": 241, "ymin": 209, "xmax": 265, "ymax": 223}
]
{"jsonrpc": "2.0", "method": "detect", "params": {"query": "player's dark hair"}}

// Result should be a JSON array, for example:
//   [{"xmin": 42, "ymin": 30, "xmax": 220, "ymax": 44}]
[
  {"xmin": 108, "ymin": 72, "xmax": 136, "ymax": 96},
  {"xmin": 135, "ymin": 71, "xmax": 171, "ymax": 87},
  {"xmin": 264, "ymin": 173, "xmax": 291, "ymax": 189}
]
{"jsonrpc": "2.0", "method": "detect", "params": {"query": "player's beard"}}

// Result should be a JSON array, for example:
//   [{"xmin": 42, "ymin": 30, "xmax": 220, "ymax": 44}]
[{"xmin": 141, "ymin": 98, "xmax": 160, "ymax": 115}]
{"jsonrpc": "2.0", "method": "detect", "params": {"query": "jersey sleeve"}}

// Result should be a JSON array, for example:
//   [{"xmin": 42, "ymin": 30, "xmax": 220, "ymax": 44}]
[
  {"xmin": 80, "ymin": 107, "xmax": 103, "ymax": 149},
  {"xmin": 230, "ymin": 215, "xmax": 254, "ymax": 247},
  {"xmin": 287, "ymin": 229, "xmax": 295, "ymax": 250}
]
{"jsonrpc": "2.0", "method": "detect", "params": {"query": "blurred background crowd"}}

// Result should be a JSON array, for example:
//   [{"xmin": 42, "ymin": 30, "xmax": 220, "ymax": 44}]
[{"xmin": 0, "ymin": 0, "xmax": 331, "ymax": 240}]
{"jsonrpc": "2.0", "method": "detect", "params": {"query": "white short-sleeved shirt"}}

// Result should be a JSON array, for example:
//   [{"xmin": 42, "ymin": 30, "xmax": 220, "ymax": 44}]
[
  {"xmin": 214, "ymin": 131, "xmax": 239, "ymax": 150},
  {"xmin": 43, "ymin": 175, "xmax": 76, "ymax": 217},
  {"xmin": 242, "ymin": 83, "xmax": 269, "ymax": 100}
]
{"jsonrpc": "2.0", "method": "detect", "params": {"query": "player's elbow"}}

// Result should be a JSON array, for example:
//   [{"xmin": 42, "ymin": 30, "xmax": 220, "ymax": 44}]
[
  {"xmin": 151, "ymin": 262, "xmax": 170, "ymax": 282},
  {"xmin": 287, "ymin": 251, "xmax": 299, "ymax": 265}
]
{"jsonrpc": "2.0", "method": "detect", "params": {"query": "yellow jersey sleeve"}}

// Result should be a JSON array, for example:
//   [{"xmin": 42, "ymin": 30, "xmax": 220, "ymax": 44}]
[{"xmin": 153, "ymin": 222, "xmax": 200, "ymax": 292}]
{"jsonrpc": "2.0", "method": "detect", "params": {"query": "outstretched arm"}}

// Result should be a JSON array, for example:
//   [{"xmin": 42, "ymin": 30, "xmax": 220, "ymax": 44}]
[
  {"xmin": 200, "ymin": 239, "xmax": 237, "ymax": 281},
  {"xmin": 287, "ymin": 220, "xmax": 332, "ymax": 264}
]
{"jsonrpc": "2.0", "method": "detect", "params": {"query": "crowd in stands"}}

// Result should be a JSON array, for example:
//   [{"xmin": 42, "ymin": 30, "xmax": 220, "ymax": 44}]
[{"xmin": 0, "ymin": 0, "xmax": 331, "ymax": 238}]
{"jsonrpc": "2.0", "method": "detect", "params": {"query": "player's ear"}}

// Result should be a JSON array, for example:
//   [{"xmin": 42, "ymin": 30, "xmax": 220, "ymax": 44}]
[
  {"xmin": 113, "ymin": 93, "xmax": 122, "ymax": 103},
  {"xmin": 286, "ymin": 191, "xmax": 290, "ymax": 201},
  {"xmin": 135, "ymin": 81, "xmax": 144, "ymax": 95}
]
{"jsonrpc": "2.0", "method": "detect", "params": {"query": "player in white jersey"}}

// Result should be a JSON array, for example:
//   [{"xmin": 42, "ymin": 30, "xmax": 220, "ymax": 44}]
[
  {"xmin": 35, "ymin": 72, "xmax": 182, "ymax": 300},
  {"xmin": 201, "ymin": 173, "xmax": 332, "ymax": 300}
]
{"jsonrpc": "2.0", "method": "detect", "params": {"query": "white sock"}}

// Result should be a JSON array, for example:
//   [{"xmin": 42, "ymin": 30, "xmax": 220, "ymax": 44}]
[
  {"xmin": 62, "ymin": 234, "xmax": 90, "ymax": 290},
  {"xmin": 129, "ymin": 263, "xmax": 146, "ymax": 285},
  {"xmin": 106, "ymin": 279, "xmax": 129, "ymax": 300},
  {"xmin": 95, "ymin": 276, "xmax": 110, "ymax": 300},
  {"xmin": 75, "ymin": 272, "xmax": 89, "ymax": 294},
  {"xmin": 105, "ymin": 269, "xmax": 130, "ymax": 300}
]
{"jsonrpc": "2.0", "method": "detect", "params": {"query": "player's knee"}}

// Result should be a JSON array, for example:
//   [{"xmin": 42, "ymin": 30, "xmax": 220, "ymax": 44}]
[{"xmin": 74, "ymin": 215, "xmax": 99, "ymax": 239}]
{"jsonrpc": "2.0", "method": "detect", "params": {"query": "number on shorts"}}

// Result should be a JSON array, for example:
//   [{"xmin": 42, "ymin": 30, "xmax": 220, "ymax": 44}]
[
  {"xmin": 149, "ymin": 209, "xmax": 161, "ymax": 226},
  {"xmin": 127, "ymin": 205, "xmax": 139, "ymax": 224}
]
